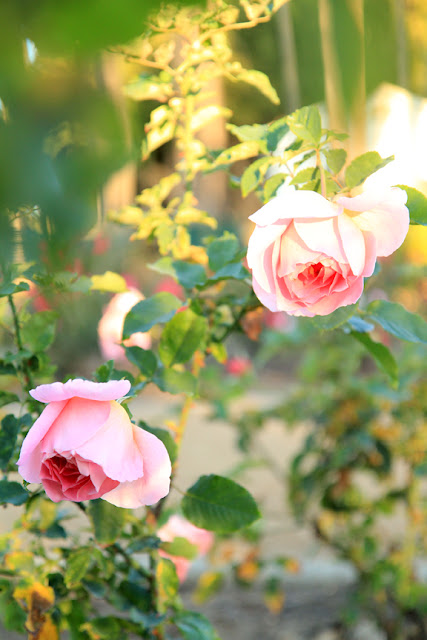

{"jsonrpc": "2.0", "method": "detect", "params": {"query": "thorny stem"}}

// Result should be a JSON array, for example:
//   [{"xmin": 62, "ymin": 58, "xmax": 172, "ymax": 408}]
[{"xmin": 8, "ymin": 294, "xmax": 35, "ymax": 393}]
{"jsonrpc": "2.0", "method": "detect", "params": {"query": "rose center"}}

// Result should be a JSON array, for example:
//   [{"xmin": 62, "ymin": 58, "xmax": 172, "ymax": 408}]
[
  {"xmin": 298, "ymin": 262, "xmax": 324, "ymax": 282},
  {"xmin": 40, "ymin": 454, "xmax": 119, "ymax": 502}
]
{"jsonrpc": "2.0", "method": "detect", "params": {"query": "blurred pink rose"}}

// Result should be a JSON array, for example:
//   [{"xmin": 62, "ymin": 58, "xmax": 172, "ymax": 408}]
[
  {"xmin": 263, "ymin": 309, "xmax": 291, "ymax": 332},
  {"xmin": 98, "ymin": 289, "xmax": 151, "ymax": 363},
  {"xmin": 17, "ymin": 379, "xmax": 171, "ymax": 508},
  {"xmin": 225, "ymin": 357, "xmax": 252, "ymax": 377},
  {"xmin": 247, "ymin": 187, "xmax": 409, "ymax": 317},
  {"xmin": 154, "ymin": 277, "xmax": 185, "ymax": 300},
  {"xmin": 92, "ymin": 233, "xmax": 111, "ymax": 256},
  {"xmin": 157, "ymin": 515, "xmax": 214, "ymax": 582}
]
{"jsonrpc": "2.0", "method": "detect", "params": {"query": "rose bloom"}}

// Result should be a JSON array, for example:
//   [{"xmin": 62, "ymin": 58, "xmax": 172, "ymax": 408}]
[
  {"xmin": 225, "ymin": 357, "xmax": 252, "ymax": 377},
  {"xmin": 157, "ymin": 515, "xmax": 214, "ymax": 582},
  {"xmin": 17, "ymin": 379, "xmax": 171, "ymax": 508},
  {"xmin": 98, "ymin": 289, "xmax": 151, "ymax": 364},
  {"xmin": 247, "ymin": 187, "xmax": 409, "ymax": 317}
]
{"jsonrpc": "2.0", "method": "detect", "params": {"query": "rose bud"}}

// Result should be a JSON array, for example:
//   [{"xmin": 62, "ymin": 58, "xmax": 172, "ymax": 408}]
[
  {"xmin": 98, "ymin": 289, "xmax": 151, "ymax": 364},
  {"xmin": 17, "ymin": 379, "xmax": 171, "ymax": 508},
  {"xmin": 158, "ymin": 514, "xmax": 214, "ymax": 582},
  {"xmin": 247, "ymin": 187, "xmax": 409, "ymax": 317}
]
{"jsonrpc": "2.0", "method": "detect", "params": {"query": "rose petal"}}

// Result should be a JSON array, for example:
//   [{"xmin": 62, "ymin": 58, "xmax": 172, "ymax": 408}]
[
  {"xmin": 362, "ymin": 230, "xmax": 377, "ymax": 277},
  {"xmin": 75, "ymin": 402, "xmax": 144, "ymax": 483},
  {"xmin": 337, "ymin": 187, "xmax": 409, "ymax": 257},
  {"xmin": 17, "ymin": 400, "xmax": 68, "ymax": 482},
  {"xmin": 40, "ymin": 397, "xmax": 111, "ymax": 456},
  {"xmin": 252, "ymin": 276, "xmax": 279, "ymax": 312},
  {"xmin": 247, "ymin": 222, "xmax": 289, "ymax": 275},
  {"xmin": 249, "ymin": 189, "xmax": 340, "ymax": 226},
  {"xmin": 294, "ymin": 216, "xmax": 348, "ymax": 266},
  {"xmin": 30, "ymin": 379, "xmax": 131, "ymax": 404},
  {"xmin": 337, "ymin": 213, "xmax": 366, "ymax": 276},
  {"xmin": 278, "ymin": 222, "xmax": 324, "ymax": 277},
  {"xmin": 102, "ymin": 425, "xmax": 171, "ymax": 508},
  {"xmin": 306, "ymin": 276, "xmax": 364, "ymax": 315}
]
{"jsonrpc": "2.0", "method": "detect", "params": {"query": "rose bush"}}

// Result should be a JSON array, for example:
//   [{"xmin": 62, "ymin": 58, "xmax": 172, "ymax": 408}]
[
  {"xmin": 247, "ymin": 187, "xmax": 409, "ymax": 316},
  {"xmin": 158, "ymin": 515, "xmax": 214, "ymax": 582},
  {"xmin": 17, "ymin": 379, "xmax": 171, "ymax": 508},
  {"xmin": 98, "ymin": 289, "xmax": 151, "ymax": 363}
]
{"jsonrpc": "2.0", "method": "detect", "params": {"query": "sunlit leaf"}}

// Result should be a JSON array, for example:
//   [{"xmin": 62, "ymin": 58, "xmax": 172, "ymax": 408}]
[
  {"xmin": 159, "ymin": 309, "xmax": 207, "ymax": 367},
  {"xmin": 367, "ymin": 300, "xmax": 427, "ymax": 344},
  {"xmin": 287, "ymin": 106, "xmax": 321, "ymax": 145},
  {"xmin": 182, "ymin": 474, "xmax": 261, "ymax": 533},
  {"xmin": 395, "ymin": 184, "xmax": 427, "ymax": 226},
  {"xmin": 345, "ymin": 152, "xmax": 393, "ymax": 189}
]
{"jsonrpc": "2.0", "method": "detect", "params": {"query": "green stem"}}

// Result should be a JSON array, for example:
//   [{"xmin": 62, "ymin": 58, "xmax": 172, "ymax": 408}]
[
  {"xmin": 316, "ymin": 148, "xmax": 327, "ymax": 198},
  {"xmin": 7, "ymin": 294, "xmax": 34, "ymax": 392},
  {"xmin": 213, "ymin": 299, "xmax": 261, "ymax": 345}
]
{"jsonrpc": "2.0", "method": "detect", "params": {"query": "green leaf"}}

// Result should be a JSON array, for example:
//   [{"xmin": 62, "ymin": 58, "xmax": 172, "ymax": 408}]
[
  {"xmin": 21, "ymin": 310, "xmax": 57, "ymax": 352},
  {"xmin": 312, "ymin": 304, "xmax": 358, "ymax": 330},
  {"xmin": 81, "ymin": 617, "xmax": 123, "ymax": 640},
  {"xmin": 235, "ymin": 69, "xmax": 280, "ymax": 105},
  {"xmin": 210, "ymin": 141, "xmax": 260, "ymax": 169},
  {"xmin": 263, "ymin": 174, "xmax": 286, "ymax": 200},
  {"xmin": 0, "ymin": 280, "xmax": 30, "ymax": 297},
  {"xmin": 175, "ymin": 611, "xmax": 220, "ymax": 640},
  {"xmin": 0, "ymin": 391, "xmax": 19, "ymax": 409},
  {"xmin": 123, "ymin": 292, "xmax": 182, "ymax": 339},
  {"xmin": 160, "ymin": 537, "xmax": 198, "ymax": 560},
  {"xmin": 173, "ymin": 261, "xmax": 206, "ymax": 289},
  {"xmin": 367, "ymin": 300, "xmax": 427, "ymax": 344},
  {"xmin": 0, "ymin": 415, "xmax": 20, "ymax": 470},
  {"xmin": 345, "ymin": 151, "xmax": 393, "ymax": 189},
  {"xmin": 266, "ymin": 116, "xmax": 290, "ymax": 152},
  {"xmin": 65, "ymin": 548, "xmax": 93, "ymax": 588},
  {"xmin": 124, "ymin": 75, "xmax": 173, "ymax": 102},
  {"xmin": 88, "ymin": 499, "xmax": 126, "ymax": 545},
  {"xmin": 125, "ymin": 347, "xmax": 157, "ymax": 378},
  {"xmin": 241, "ymin": 157, "xmax": 274, "ymax": 197},
  {"xmin": 208, "ymin": 342, "xmax": 227, "ymax": 364},
  {"xmin": 208, "ymin": 233, "xmax": 240, "ymax": 271},
  {"xmin": 156, "ymin": 558, "xmax": 179, "ymax": 612},
  {"xmin": 153, "ymin": 368, "xmax": 197, "ymax": 395},
  {"xmin": 207, "ymin": 261, "xmax": 249, "ymax": 283},
  {"xmin": 0, "ymin": 480, "xmax": 28, "ymax": 506},
  {"xmin": 0, "ymin": 361, "xmax": 15, "ymax": 376},
  {"xmin": 91, "ymin": 271, "xmax": 128, "ymax": 293},
  {"xmin": 395, "ymin": 184, "xmax": 427, "ymax": 226},
  {"xmin": 191, "ymin": 106, "xmax": 232, "ymax": 133},
  {"xmin": 182, "ymin": 474, "xmax": 261, "ymax": 533},
  {"xmin": 149, "ymin": 258, "xmax": 206, "ymax": 289},
  {"xmin": 290, "ymin": 167, "xmax": 318, "ymax": 185},
  {"xmin": 139, "ymin": 424, "xmax": 178, "ymax": 465},
  {"xmin": 227, "ymin": 123, "xmax": 269, "ymax": 144},
  {"xmin": 159, "ymin": 309, "xmax": 207, "ymax": 367},
  {"xmin": 323, "ymin": 148, "xmax": 347, "ymax": 175},
  {"xmin": 287, "ymin": 106, "xmax": 322, "ymax": 145},
  {"xmin": 351, "ymin": 331, "xmax": 398, "ymax": 386},
  {"xmin": 0, "ymin": 591, "xmax": 27, "ymax": 631}
]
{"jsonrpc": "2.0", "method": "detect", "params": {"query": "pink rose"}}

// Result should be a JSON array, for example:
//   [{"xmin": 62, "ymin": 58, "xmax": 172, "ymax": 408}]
[
  {"xmin": 17, "ymin": 379, "xmax": 171, "ymax": 508},
  {"xmin": 157, "ymin": 515, "xmax": 214, "ymax": 582},
  {"xmin": 98, "ymin": 289, "xmax": 151, "ymax": 364},
  {"xmin": 247, "ymin": 187, "xmax": 409, "ymax": 317},
  {"xmin": 225, "ymin": 357, "xmax": 252, "ymax": 377}
]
